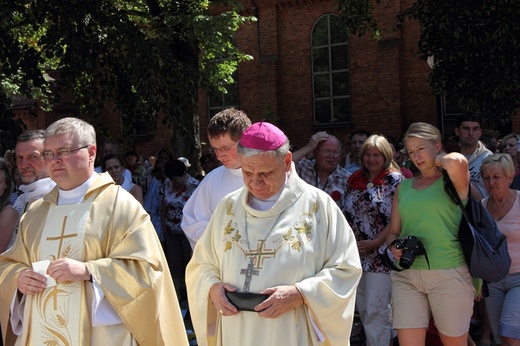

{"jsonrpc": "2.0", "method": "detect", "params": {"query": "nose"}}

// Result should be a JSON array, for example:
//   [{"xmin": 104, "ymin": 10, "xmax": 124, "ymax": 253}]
[
  {"xmin": 409, "ymin": 152, "xmax": 420, "ymax": 159},
  {"xmin": 18, "ymin": 159, "xmax": 30, "ymax": 168},
  {"xmin": 251, "ymin": 175, "xmax": 264, "ymax": 187},
  {"xmin": 214, "ymin": 150, "xmax": 224, "ymax": 160}
]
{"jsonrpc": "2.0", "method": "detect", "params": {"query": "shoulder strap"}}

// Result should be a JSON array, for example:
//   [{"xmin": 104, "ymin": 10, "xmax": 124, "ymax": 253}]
[{"xmin": 442, "ymin": 169, "xmax": 470, "ymax": 222}]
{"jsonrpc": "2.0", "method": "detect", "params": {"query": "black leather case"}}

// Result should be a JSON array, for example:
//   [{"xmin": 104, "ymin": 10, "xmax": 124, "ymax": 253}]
[{"xmin": 225, "ymin": 291, "xmax": 269, "ymax": 312}]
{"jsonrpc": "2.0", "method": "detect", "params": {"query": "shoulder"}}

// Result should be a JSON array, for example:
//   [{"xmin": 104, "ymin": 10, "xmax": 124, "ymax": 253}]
[
  {"xmin": 398, "ymin": 177, "xmax": 413, "ymax": 190},
  {"xmin": 202, "ymin": 165, "xmax": 239, "ymax": 182},
  {"xmin": 130, "ymin": 184, "xmax": 143, "ymax": 194},
  {"xmin": 297, "ymin": 158, "xmax": 315, "ymax": 169},
  {"xmin": 385, "ymin": 171, "xmax": 404, "ymax": 183},
  {"xmin": 0, "ymin": 205, "xmax": 19, "ymax": 219},
  {"xmin": 333, "ymin": 165, "xmax": 350, "ymax": 178}
]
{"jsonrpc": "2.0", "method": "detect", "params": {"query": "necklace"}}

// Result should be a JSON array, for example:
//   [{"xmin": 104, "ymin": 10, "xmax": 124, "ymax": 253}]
[{"xmin": 240, "ymin": 209, "xmax": 285, "ymax": 292}]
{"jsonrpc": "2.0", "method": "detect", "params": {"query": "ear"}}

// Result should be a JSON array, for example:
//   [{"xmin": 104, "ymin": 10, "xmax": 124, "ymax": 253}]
[
  {"xmin": 453, "ymin": 128, "xmax": 460, "ymax": 136},
  {"xmin": 435, "ymin": 141, "xmax": 442, "ymax": 154},
  {"xmin": 284, "ymin": 152, "xmax": 292, "ymax": 172},
  {"xmin": 89, "ymin": 145, "xmax": 97, "ymax": 163}
]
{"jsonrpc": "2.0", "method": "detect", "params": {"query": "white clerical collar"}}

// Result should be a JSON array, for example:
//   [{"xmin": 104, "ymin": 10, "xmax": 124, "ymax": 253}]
[
  {"xmin": 229, "ymin": 166, "xmax": 243, "ymax": 176},
  {"xmin": 249, "ymin": 172, "xmax": 290, "ymax": 211},
  {"xmin": 57, "ymin": 173, "xmax": 98, "ymax": 205}
]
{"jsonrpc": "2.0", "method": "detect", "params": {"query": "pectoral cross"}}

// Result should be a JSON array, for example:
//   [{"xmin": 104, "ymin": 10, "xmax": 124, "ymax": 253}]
[
  {"xmin": 240, "ymin": 239, "xmax": 278, "ymax": 292},
  {"xmin": 240, "ymin": 257, "xmax": 259, "ymax": 292},
  {"xmin": 46, "ymin": 216, "xmax": 78, "ymax": 309}
]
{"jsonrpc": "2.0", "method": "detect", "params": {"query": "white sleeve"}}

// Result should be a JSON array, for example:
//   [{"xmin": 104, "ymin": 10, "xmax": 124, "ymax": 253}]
[
  {"xmin": 9, "ymin": 279, "xmax": 123, "ymax": 334},
  {"xmin": 181, "ymin": 180, "xmax": 213, "ymax": 249},
  {"xmin": 123, "ymin": 169, "xmax": 132, "ymax": 183},
  {"xmin": 90, "ymin": 279, "xmax": 123, "ymax": 327},
  {"xmin": 10, "ymin": 291, "xmax": 25, "ymax": 335}
]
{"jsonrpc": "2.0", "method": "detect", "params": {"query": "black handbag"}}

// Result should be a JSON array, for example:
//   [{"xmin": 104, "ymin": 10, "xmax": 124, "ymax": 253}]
[{"xmin": 442, "ymin": 170, "xmax": 511, "ymax": 282}]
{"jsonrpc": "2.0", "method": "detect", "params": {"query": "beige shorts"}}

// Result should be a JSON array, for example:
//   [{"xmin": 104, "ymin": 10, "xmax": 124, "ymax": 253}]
[{"xmin": 390, "ymin": 266, "xmax": 475, "ymax": 337}]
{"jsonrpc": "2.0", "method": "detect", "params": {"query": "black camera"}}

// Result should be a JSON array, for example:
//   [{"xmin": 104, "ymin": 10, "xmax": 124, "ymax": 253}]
[{"xmin": 394, "ymin": 236, "xmax": 425, "ymax": 269}]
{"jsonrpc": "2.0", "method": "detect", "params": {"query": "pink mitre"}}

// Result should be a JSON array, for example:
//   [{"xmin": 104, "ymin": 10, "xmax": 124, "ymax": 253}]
[{"xmin": 239, "ymin": 122, "xmax": 287, "ymax": 150}]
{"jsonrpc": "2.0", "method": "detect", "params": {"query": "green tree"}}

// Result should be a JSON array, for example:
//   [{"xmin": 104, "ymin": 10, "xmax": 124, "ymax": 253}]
[
  {"xmin": 0, "ymin": 0, "xmax": 253, "ymax": 171},
  {"xmin": 338, "ymin": 0, "xmax": 520, "ymax": 128}
]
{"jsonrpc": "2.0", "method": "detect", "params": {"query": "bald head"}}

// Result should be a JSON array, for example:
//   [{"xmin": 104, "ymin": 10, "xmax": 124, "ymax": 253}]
[{"xmin": 315, "ymin": 135, "xmax": 342, "ymax": 173}]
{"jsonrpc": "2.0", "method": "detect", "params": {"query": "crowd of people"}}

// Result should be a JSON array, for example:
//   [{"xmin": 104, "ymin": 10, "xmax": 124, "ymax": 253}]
[{"xmin": 0, "ymin": 110, "xmax": 518, "ymax": 346}]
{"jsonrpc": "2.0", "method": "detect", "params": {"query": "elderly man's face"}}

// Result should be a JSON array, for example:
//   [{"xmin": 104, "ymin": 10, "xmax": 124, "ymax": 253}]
[
  {"xmin": 15, "ymin": 139, "xmax": 48, "ymax": 184},
  {"xmin": 315, "ymin": 137, "xmax": 341, "ymax": 173},
  {"xmin": 240, "ymin": 152, "xmax": 292, "ymax": 200},
  {"xmin": 44, "ymin": 134, "xmax": 96, "ymax": 191}
]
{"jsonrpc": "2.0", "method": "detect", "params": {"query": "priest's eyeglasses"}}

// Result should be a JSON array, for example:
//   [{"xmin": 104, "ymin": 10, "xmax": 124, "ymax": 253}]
[
  {"xmin": 15, "ymin": 153, "xmax": 42, "ymax": 163},
  {"xmin": 43, "ymin": 145, "xmax": 90, "ymax": 160},
  {"xmin": 211, "ymin": 142, "xmax": 238, "ymax": 154}
]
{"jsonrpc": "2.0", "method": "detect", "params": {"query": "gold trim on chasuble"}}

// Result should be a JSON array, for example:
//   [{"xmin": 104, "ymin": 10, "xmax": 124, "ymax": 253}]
[
  {"xmin": 30, "ymin": 200, "xmax": 92, "ymax": 346},
  {"xmin": 222, "ymin": 200, "xmax": 320, "ymax": 289}
]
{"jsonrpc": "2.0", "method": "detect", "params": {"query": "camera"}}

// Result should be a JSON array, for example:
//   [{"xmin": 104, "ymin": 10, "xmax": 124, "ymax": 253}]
[{"xmin": 394, "ymin": 236, "xmax": 425, "ymax": 269}]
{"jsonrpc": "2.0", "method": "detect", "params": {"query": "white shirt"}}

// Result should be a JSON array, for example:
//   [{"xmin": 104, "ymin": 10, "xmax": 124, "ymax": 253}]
[{"xmin": 181, "ymin": 165, "xmax": 243, "ymax": 249}]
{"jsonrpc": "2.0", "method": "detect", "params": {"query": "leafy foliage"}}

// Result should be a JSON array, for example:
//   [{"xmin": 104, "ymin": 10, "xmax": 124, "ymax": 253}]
[
  {"xmin": 0, "ymin": 0, "xmax": 253, "ymax": 167},
  {"xmin": 338, "ymin": 0, "xmax": 520, "ymax": 128},
  {"xmin": 337, "ymin": 0, "xmax": 382, "ymax": 39}
]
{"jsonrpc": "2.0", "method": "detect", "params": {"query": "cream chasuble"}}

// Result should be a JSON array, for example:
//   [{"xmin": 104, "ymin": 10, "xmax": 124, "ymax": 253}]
[
  {"xmin": 25, "ymin": 198, "xmax": 92, "ymax": 346},
  {"xmin": 0, "ymin": 173, "xmax": 188, "ymax": 346},
  {"xmin": 187, "ymin": 165, "xmax": 362, "ymax": 346}
]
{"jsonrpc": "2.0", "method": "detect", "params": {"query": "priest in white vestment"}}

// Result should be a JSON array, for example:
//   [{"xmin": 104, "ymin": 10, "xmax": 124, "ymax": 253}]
[
  {"xmin": 186, "ymin": 122, "xmax": 362, "ymax": 346},
  {"xmin": 0, "ymin": 117, "xmax": 188, "ymax": 346}
]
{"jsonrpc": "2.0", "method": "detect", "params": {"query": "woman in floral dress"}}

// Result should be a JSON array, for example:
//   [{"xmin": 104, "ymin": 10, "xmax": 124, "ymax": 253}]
[{"xmin": 342, "ymin": 135, "xmax": 403, "ymax": 346}]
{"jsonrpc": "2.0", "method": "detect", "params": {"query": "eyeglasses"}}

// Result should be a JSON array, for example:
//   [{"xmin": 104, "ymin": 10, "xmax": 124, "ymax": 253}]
[
  {"xmin": 43, "ymin": 145, "xmax": 90, "ymax": 161},
  {"xmin": 15, "ymin": 153, "xmax": 42, "ymax": 162},
  {"xmin": 211, "ymin": 142, "xmax": 238, "ymax": 154},
  {"xmin": 318, "ymin": 150, "xmax": 340, "ymax": 157}
]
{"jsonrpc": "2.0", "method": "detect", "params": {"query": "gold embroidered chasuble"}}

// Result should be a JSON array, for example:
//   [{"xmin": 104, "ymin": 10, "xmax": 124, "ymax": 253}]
[
  {"xmin": 27, "ymin": 195, "xmax": 92, "ymax": 345},
  {"xmin": 186, "ymin": 166, "xmax": 362, "ymax": 346},
  {"xmin": 0, "ymin": 173, "xmax": 188, "ymax": 346}
]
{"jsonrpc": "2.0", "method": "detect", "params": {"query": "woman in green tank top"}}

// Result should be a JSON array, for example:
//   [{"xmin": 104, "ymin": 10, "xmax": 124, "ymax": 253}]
[{"xmin": 385, "ymin": 122, "xmax": 474, "ymax": 346}]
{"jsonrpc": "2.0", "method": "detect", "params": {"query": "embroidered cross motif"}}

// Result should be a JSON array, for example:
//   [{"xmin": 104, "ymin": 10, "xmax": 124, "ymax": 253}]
[
  {"xmin": 45, "ymin": 216, "xmax": 78, "ymax": 309},
  {"xmin": 46, "ymin": 216, "xmax": 78, "ymax": 258},
  {"xmin": 240, "ymin": 240, "xmax": 276, "ymax": 292}
]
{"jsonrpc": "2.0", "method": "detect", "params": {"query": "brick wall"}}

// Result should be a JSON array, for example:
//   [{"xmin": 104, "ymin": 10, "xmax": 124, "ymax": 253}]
[{"xmin": 12, "ymin": 0, "xmax": 442, "ymax": 158}]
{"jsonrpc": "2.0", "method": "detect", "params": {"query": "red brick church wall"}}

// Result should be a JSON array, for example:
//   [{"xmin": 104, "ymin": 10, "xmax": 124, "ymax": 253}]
[{"xmin": 12, "ymin": 0, "xmax": 438, "ymax": 158}]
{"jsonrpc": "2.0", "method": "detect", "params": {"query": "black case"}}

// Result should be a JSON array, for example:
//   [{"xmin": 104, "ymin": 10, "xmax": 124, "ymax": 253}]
[{"xmin": 225, "ymin": 291, "xmax": 269, "ymax": 312}]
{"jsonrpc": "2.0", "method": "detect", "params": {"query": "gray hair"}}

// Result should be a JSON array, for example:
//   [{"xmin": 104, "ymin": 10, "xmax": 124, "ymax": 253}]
[
  {"xmin": 45, "ymin": 117, "xmax": 96, "ymax": 146},
  {"xmin": 237, "ymin": 139, "xmax": 291, "ymax": 161},
  {"xmin": 17, "ymin": 129, "xmax": 45, "ymax": 143},
  {"xmin": 480, "ymin": 153, "xmax": 516, "ymax": 178}
]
